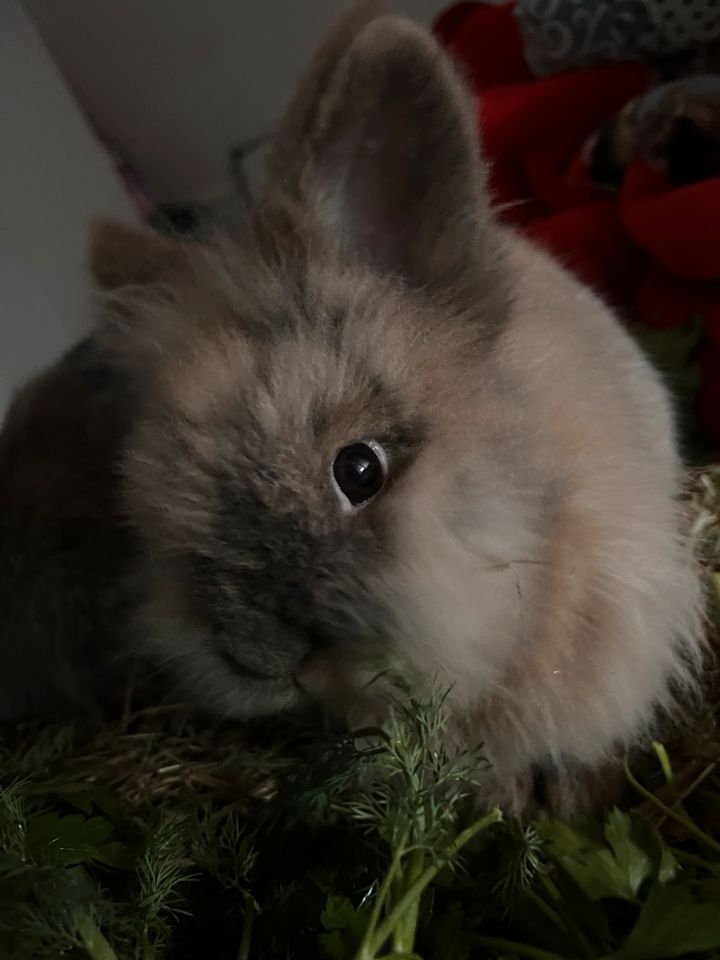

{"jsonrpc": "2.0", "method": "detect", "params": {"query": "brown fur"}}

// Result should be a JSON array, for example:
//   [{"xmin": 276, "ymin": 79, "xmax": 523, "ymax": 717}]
[
  {"xmin": 89, "ymin": 218, "xmax": 194, "ymax": 290},
  {"xmin": 0, "ymin": 5, "xmax": 704, "ymax": 813}
]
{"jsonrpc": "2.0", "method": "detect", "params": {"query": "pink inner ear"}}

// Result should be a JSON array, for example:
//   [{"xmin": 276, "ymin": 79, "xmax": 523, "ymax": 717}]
[
  {"xmin": 311, "ymin": 63, "xmax": 482, "ymax": 285},
  {"xmin": 259, "ymin": 15, "xmax": 492, "ymax": 290},
  {"xmin": 289, "ymin": 12, "xmax": 497, "ymax": 289},
  {"xmin": 316, "ymin": 104, "xmax": 419, "ymax": 276}
]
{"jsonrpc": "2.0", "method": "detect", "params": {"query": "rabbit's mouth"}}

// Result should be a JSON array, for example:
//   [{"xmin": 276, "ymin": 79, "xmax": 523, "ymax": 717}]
[
  {"xmin": 292, "ymin": 649, "xmax": 329, "ymax": 696},
  {"xmin": 291, "ymin": 644, "xmax": 386, "ymax": 702},
  {"xmin": 217, "ymin": 646, "xmax": 291, "ymax": 682}
]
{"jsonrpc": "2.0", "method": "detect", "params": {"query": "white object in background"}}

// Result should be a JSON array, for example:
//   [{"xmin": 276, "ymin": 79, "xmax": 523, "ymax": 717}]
[
  {"xmin": 25, "ymin": 0, "xmax": 447, "ymax": 206},
  {"xmin": 0, "ymin": 0, "xmax": 138, "ymax": 420}
]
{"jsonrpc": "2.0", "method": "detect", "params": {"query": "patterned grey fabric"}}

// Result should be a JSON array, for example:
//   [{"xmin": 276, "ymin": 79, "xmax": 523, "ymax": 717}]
[{"xmin": 514, "ymin": 0, "xmax": 720, "ymax": 76}]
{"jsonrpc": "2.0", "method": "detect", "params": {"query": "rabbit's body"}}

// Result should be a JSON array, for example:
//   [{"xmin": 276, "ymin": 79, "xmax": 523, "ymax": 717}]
[
  {"xmin": 0, "ymin": 6, "xmax": 703, "ymax": 813},
  {"xmin": 0, "ymin": 338, "xmax": 137, "ymax": 720}
]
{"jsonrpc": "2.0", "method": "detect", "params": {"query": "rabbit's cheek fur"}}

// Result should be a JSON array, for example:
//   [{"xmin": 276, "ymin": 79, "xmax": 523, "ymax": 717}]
[{"xmin": 380, "ymin": 442, "xmax": 549, "ymax": 707}]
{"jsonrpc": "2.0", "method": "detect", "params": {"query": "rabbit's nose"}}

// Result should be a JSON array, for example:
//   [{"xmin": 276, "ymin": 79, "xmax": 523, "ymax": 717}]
[{"xmin": 221, "ymin": 617, "xmax": 311, "ymax": 679}]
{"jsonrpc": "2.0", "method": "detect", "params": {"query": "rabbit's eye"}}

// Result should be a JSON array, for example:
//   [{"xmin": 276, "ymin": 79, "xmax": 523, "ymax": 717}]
[{"xmin": 332, "ymin": 441, "xmax": 387, "ymax": 508}]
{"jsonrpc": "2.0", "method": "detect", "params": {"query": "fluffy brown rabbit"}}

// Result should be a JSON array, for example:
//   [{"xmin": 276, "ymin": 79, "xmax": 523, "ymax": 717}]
[{"xmin": 0, "ymin": 4, "xmax": 704, "ymax": 813}]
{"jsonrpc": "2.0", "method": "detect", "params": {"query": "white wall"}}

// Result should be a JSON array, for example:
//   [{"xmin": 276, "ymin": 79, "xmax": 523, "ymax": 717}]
[
  {"xmin": 0, "ymin": 0, "xmax": 138, "ymax": 416},
  {"xmin": 25, "ymin": 0, "xmax": 447, "ymax": 204}
]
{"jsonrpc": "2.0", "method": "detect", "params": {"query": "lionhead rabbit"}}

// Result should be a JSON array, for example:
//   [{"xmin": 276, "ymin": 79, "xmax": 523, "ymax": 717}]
[{"xmin": 0, "ymin": 4, "xmax": 704, "ymax": 813}]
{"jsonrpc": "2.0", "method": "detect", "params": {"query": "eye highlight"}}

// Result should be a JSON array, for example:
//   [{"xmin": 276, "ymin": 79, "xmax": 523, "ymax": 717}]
[{"xmin": 332, "ymin": 440, "xmax": 387, "ymax": 508}]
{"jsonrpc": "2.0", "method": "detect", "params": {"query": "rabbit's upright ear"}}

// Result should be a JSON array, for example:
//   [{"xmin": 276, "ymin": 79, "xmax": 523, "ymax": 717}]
[{"xmin": 262, "ymin": 5, "xmax": 494, "ymax": 289}]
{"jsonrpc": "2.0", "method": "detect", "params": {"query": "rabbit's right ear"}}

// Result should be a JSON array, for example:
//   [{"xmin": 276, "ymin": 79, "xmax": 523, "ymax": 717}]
[{"xmin": 260, "ymin": 3, "xmax": 497, "ymax": 293}]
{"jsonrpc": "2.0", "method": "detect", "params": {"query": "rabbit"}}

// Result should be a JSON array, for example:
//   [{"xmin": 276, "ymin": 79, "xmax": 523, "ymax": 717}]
[
  {"xmin": 0, "ymin": 333, "xmax": 137, "ymax": 720},
  {"xmin": 0, "ymin": 3, "xmax": 704, "ymax": 815}
]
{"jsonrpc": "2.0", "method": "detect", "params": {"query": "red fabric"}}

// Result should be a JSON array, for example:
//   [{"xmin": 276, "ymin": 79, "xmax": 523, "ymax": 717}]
[
  {"xmin": 434, "ymin": 2, "xmax": 720, "ymax": 448},
  {"xmin": 434, "ymin": 2, "xmax": 531, "ymax": 88},
  {"xmin": 525, "ymin": 203, "xmax": 644, "ymax": 307},
  {"xmin": 621, "ymin": 162, "xmax": 720, "ymax": 280}
]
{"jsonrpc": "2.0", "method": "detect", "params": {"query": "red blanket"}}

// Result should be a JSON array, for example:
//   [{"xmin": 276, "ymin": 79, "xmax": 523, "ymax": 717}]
[{"xmin": 434, "ymin": 2, "xmax": 720, "ymax": 451}]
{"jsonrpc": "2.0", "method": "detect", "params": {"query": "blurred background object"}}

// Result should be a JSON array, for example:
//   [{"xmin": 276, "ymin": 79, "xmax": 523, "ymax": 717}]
[
  {"xmin": 22, "ymin": 1, "xmax": 446, "ymax": 211},
  {"xmin": 437, "ymin": 0, "xmax": 720, "ymax": 456}
]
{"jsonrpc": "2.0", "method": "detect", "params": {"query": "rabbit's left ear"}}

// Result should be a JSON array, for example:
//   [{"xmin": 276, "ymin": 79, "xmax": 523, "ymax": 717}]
[
  {"xmin": 88, "ymin": 219, "xmax": 191, "ymax": 291},
  {"xmin": 88, "ymin": 219, "xmax": 206, "ymax": 382},
  {"xmin": 262, "ymin": 11, "xmax": 495, "ymax": 290}
]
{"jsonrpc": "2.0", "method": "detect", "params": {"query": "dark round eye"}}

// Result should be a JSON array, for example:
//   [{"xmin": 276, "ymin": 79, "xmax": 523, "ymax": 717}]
[{"xmin": 333, "ymin": 441, "xmax": 386, "ymax": 507}]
